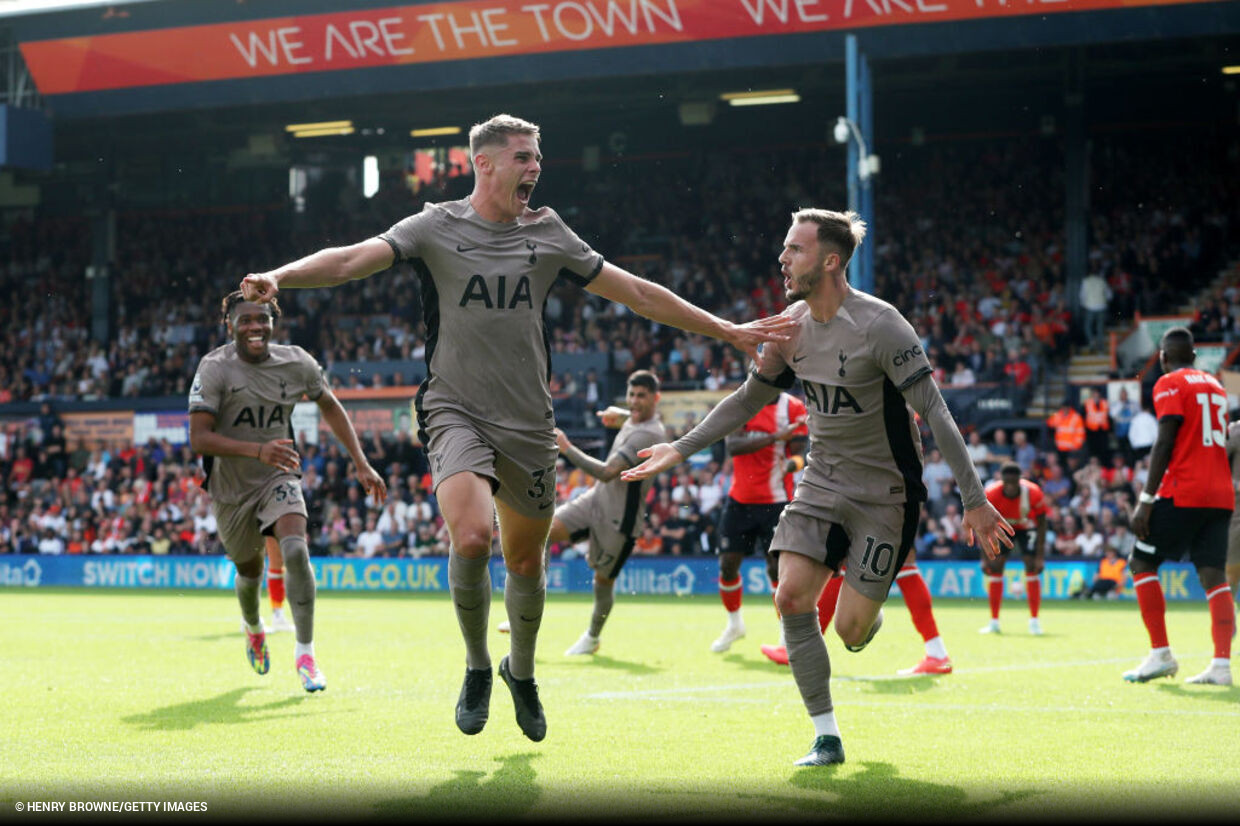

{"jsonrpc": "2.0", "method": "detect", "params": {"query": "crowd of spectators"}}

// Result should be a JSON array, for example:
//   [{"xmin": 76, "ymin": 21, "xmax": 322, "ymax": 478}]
[
  {"xmin": 1, "ymin": 129, "xmax": 1237, "ymax": 565},
  {"xmin": 0, "ymin": 384, "xmax": 1176, "ymax": 573}
]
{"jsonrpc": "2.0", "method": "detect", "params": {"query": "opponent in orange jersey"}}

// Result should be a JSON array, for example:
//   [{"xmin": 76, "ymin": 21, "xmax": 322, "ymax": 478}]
[
  {"xmin": 1125, "ymin": 327, "xmax": 1235, "ymax": 686},
  {"xmin": 979, "ymin": 462, "xmax": 1049, "ymax": 635},
  {"xmin": 711, "ymin": 392, "xmax": 807, "ymax": 653}
]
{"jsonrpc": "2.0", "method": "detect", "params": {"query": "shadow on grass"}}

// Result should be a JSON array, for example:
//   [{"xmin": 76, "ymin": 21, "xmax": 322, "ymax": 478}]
[
  {"xmin": 1155, "ymin": 682, "xmax": 1240, "ymax": 704},
  {"xmin": 373, "ymin": 752, "xmax": 540, "ymax": 818},
  {"xmin": 722, "ymin": 652, "xmax": 789, "ymax": 674},
  {"xmin": 740, "ymin": 760, "xmax": 1041, "ymax": 820},
  {"xmin": 841, "ymin": 674, "xmax": 942, "ymax": 695},
  {"xmin": 122, "ymin": 687, "xmax": 309, "ymax": 731},
  {"xmin": 185, "ymin": 632, "xmax": 242, "ymax": 642},
  {"xmin": 567, "ymin": 654, "xmax": 663, "ymax": 676}
]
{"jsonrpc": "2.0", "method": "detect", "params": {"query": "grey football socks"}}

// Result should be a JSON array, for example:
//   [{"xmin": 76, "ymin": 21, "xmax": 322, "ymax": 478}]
[
  {"xmin": 504, "ymin": 568, "xmax": 545, "ymax": 680},
  {"xmin": 279, "ymin": 535, "xmax": 315, "ymax": 645},
  {"xmin": 783, "ymin": 610, "xmax": 834, "ymax": 716},
  {"xmin": 588, "ymin": 579, "xmax": 615, "ymax": 638},
  {"xmin": 236, "ymin": 573, "xmax": 262, "ymax": 630},
  {"xmin": 449, "ymin": 550, "xmax": 492, "ymax": 670}
]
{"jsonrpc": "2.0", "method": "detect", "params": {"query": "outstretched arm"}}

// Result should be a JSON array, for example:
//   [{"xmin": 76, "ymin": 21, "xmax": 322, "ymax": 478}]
[
  {"xmin": 597, "ymin": 406, "xmax": 630, "ymax": 429},
  {"xmin": 556, "ymin": 428, "xmax": 629, "ymax": 482},
  {"xmin": 622, "ymin": 375, "xmax": 780, "ymax": 482},
  {"xmin": 901, "ymin": 374, "xmax": 1014, "ymax": 558},
  {"xmin": 315, "ymin": 389, "xmax": 387, "ymax": 504},
  {"xmin": 586, "ymin": 263, "xmax": 794, "ymax": 364},
  {"xmin": 725, "ymin": 415, "xmax": 808, "ymax": 456},
  {"xmin": 241, "ymin": 237, "xmax": 395, "ymax": 302}
]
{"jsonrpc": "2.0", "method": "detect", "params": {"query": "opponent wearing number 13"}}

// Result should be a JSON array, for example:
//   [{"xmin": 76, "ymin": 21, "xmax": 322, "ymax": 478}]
[
  {"xmin": 1125, "ymin": 327, "xmax": 1235, "ymax": 686},
  {"xmin": 623, "ymin": 209, "xmax": 1013, "ymax": 767},
  {"xmin": 240, "ymin": 114, "xmax": 792, "ymax": 742}
]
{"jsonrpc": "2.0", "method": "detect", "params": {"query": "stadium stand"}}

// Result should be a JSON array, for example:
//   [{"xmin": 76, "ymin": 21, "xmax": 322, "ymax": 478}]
[{"xmin": 2, "ymin": 125, "xmax": 1236, "ymax": 563}]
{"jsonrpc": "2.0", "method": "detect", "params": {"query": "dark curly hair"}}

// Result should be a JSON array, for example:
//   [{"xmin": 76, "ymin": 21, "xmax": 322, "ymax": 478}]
[{"xmin": 221, "ymin": 290, "xmax": 281, "ymax": 325}]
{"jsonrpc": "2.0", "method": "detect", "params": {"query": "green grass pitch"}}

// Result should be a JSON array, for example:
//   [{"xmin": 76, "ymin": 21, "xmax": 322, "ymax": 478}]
[{"xmin": 2, "ymin": 587, "xmax": 1238, "ymax": 822}]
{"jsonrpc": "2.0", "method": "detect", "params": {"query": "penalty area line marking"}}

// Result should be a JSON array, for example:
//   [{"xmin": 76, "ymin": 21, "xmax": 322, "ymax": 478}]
[{"xmin": 584, "ymin": 652, "xmax": 1230, "ymax": 712}]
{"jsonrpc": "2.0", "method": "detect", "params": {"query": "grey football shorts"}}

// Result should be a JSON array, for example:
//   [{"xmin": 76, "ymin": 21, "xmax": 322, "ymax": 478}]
[
  {"xmin": 423, "ymin": 406, "xmax": 558, "ymax": 520},
  {"xmin": 213, "ymin": 474, "xmax": 307, "ymax": 565},
  {"xmin": 555, "ymin": 489, "xmax": 635, "ymax": 578},
  {"xmin": 770, "ymin": 488, "xmax": 918, "ymax": 603}
]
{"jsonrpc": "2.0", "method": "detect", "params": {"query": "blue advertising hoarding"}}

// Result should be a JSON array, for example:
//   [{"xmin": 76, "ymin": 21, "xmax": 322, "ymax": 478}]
[{"xmin": 0, "ymin": 554, "xmax": 1208, "ymax": 602}]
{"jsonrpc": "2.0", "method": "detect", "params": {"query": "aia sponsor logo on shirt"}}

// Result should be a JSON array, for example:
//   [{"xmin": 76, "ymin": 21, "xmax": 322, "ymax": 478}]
[
  {"xmin": 459, "ymin": 274, "xmax": 534, "ymax": 310},
  {"xmin": 803, "ymin": 381, "xmax": 862, "ymax": 415}
]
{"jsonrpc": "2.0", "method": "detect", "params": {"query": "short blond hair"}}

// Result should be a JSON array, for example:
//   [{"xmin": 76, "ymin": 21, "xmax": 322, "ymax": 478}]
[
  {"xmin": 469, "ymin": 114, "xmax": 540, "ymax": 157},
  {"xmin": 792, "ymin": 208, "xmax": 867, "ymax": 269}
]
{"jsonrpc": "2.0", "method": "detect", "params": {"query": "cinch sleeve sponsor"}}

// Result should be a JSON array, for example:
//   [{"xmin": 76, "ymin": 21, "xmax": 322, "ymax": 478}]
[{"xmin": 869, "ymin": 308, "xmax": 932, "ymax": 391}]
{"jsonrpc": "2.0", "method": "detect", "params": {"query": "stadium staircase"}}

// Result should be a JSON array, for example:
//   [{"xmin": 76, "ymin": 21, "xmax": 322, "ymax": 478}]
[{"xmin": 1029, "ymin": 257, "xmax": 1240, "ymax": 418}]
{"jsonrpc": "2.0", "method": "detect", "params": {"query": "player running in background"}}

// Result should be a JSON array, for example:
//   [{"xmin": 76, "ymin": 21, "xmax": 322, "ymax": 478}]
[
  {"xmin": 979, "ymin": 461, "xmax": 1049, "ymax": 636},
  {"xmin": 624, "ymin": 208, "xmax": 1011, "ymax": 766},
  {"xmin": 237, "ymin": 536, "xmax": 296, "ymax": 634},
  {"xmin": 546, "ymin": 370, "xmax": 668, "ymax": 655},
  {"xmin": 190, "ymin": 291, "xmax": 386, "ymax": 692},
  {"xmin": 1126, "ymin": 327, "xmax": 1235, "ymax": 685},
  {"xmin": 496, "ymin": 380, "xmax": 667, "ymax": 645},
  {"xmin": 263, "ymin": 536, "xmax": 297, "ymax": 632},
  {"xmin": 241, "ymin": 114, "xmax": 791, "ymax": 741},
  {"xmin": 712, "ymin": 392, "xmax": 808, "ymax": 654}
]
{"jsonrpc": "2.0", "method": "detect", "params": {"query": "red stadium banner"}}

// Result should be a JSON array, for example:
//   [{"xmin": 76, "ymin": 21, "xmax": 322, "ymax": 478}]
[{"xmin": 20, "ymin": 0, "xmax": 1222, "ymax": 95}]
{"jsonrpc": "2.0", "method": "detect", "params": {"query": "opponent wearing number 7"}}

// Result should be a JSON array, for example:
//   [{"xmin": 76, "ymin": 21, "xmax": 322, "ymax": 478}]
[{"xmin": 623, "ymin": 209, "xmax": 1012, "ymax": 767}]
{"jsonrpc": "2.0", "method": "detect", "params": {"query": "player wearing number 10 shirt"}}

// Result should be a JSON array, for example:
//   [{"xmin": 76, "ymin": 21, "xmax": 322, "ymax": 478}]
[
  {"xmin": 622, "ymin": 208, "xmax": 1013, "ymax": 767},
  {"xmin": 240, "ymin": 114, "xmax": 793, "ymax": 743},
  {"xmin": 1125, "ymin": 327, "xmax": 1235, "ymax": 686}
]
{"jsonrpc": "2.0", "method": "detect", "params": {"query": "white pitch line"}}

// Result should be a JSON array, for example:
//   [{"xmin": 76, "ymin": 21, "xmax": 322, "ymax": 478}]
[
  {"xmin": 586, "ymin": 680, "xmax": 789, "ymax": 700},
  {"xmin": 584, "ymin": 690, "xmax": 1240, "ymax": 717},
  {"xmin": 583, "ymin": 652, "xmax": 1224, "ymax": 707},
  {"xmin": 845, "ymin": 700, "xmax": 1240, "ymax": 717}
]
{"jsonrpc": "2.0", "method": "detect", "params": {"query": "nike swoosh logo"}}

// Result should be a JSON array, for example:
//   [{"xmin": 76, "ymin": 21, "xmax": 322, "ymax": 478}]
[
  {"xmin": 538, "ymin": 502, "xmax": 552, "ymax": 511},
  {"xmin": 456, "ymin": 244, "xmax": 478, "ymax": 252},
  {"xmin": 519, "ymin": 614, "xmax": 542, "ymax": 623},
  {"xmin": 230, "ymin": 386, "xmax": 245, "ymax": 393},
  {"xmin": 791, "ymin": 355, "xmax": 806, "ymax": 364},
  {"xmin": 858, "ymin": 575, "xmax": 885, "ymax": 583},
  {"xmin": 455, "ymin": 602, "xmax": 478, "ymax": 611}
]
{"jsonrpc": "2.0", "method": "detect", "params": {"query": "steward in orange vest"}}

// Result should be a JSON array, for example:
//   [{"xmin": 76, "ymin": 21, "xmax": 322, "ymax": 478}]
[
  {"xmin": 1083, "ymin": 388, "xmax": 1112, "ymax": 462},
  {"xmin": 1047, "ymin": 405, "xmax": 1085, "ymax": 454},
  {"xmin": 1084, "ymin": 394, "xmax": 1110, "ymax": 432}
]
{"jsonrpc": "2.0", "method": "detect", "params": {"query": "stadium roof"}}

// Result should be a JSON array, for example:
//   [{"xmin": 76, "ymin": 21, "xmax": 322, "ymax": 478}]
[{"xmin": 0, "ymin": 0, "xmax": 155, "ymax": 19}]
